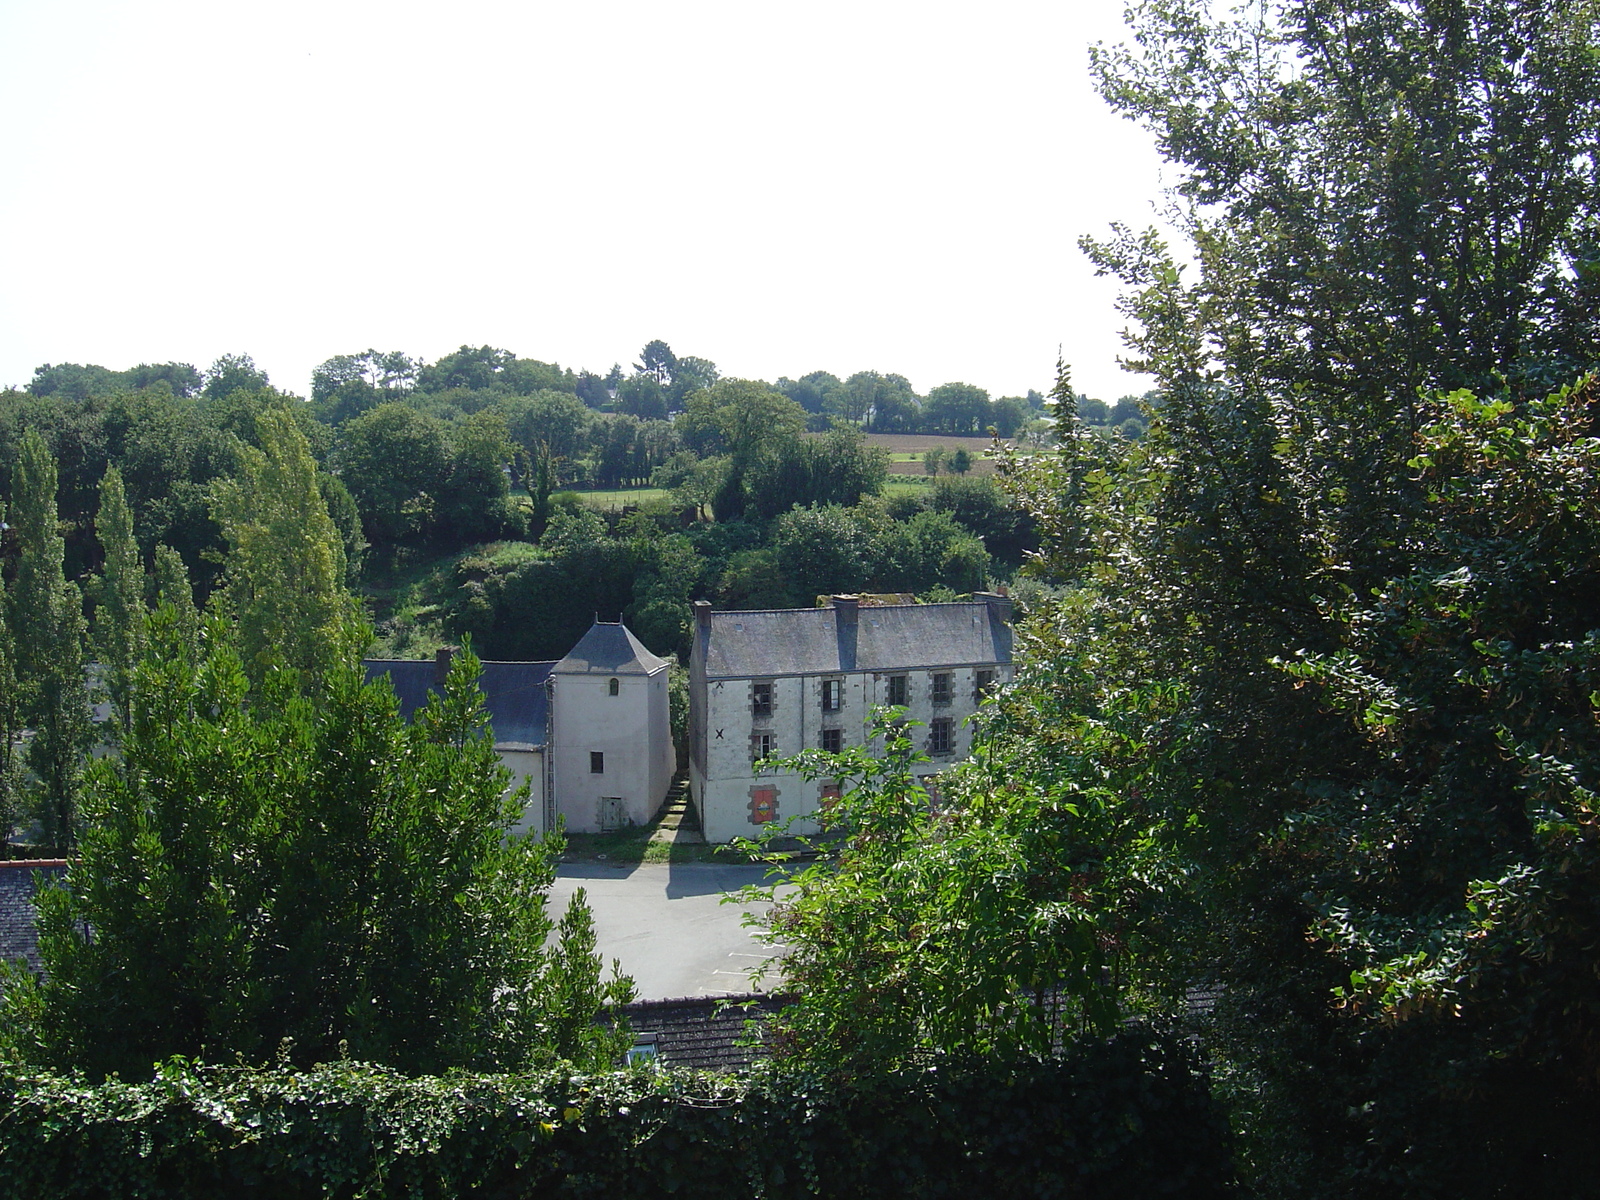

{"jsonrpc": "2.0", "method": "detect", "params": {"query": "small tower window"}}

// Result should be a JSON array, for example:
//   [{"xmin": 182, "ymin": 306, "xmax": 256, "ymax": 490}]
[{"xmin": 609, "ymin": 677, "xmax": 620, "ymax": 696}]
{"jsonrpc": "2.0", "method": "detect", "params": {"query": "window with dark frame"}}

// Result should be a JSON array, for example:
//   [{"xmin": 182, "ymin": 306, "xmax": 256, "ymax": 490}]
[
  {"xmin": 886, "ymin": 674, "xmax": 908, "ymax": 706},
  {"xmin": 752, "ymin": 681, "xmax": 773, "ymax": 716},
  {"xmin": 752, "ymin": 731, "xmax": 775, "ymax": 761},
  {"xmin": 590, "ymin": 751, "xmax": 605, "ymax": 774},
  {"xmin": 608, "ymin": 677, "xmax": 619, "ymax": 696},
  {"xmin": 821, "ymin": 678, "xmax": 843, "ymax": 712},
  {"xmin": 931, "ymin": 672, "xmax": 952, "ymax": 706},
  {"xmin": 929, "ymin": 717, "xmax": 953, "ymax": 755},
  {"xmin": 975, "ymin": 669, "xmax": 996, "ymax": 701},
  {"xmin": 821, "ymin": 727, "xmax": 842, "ymax": 754}
]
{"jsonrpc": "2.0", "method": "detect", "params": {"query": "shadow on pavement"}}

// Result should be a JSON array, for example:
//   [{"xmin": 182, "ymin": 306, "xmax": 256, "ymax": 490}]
[
  {"xmin": 555, "ymin": 860, "xmax": 644, "ymax": 881},
  {"xmin": 665, "ymin": 860, "xmax": 782, "ymax": 900}
]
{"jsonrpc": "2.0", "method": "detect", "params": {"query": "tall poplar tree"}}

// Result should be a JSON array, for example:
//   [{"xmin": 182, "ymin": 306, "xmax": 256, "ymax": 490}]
[
  {"xmin": 94, "ymin": 467, "xmax": 144, "ymax": 735},
  {"xmin": 8, "ymin": 429, "xmax": 89, "ymax": 853},
  {"xmin": 210, "ymin": 407, "xmax": 354, "ymax": 693},
  {"xmin": 151, "ymin": 544, "xmax": 200, "ymax": 665},
  {"xmin": 0, "ymin": 502, "xmax": 21, "ymax": 850}
]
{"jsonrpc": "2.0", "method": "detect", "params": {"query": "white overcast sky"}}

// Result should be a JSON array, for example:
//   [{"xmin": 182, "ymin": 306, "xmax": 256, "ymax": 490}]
[{"xmin": 0, "ymin": 0, "xmax": 1175, "ymax": 403}]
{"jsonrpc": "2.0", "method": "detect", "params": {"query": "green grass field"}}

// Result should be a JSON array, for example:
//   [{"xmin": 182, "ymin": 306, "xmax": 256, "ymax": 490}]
[
  {"xmin": 882, "ymin": 477, "xmax": 935, "ymax": 497},
  {"xmin": 567, "ymin": 486, "xmax": 670, "ymax": 510}
]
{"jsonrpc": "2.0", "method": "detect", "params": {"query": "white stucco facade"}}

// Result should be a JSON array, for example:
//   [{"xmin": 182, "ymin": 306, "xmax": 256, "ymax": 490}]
[
  {"xmin": 548, "ymin": 623, "xmax": 676, "ymax": 834},
  {"xmin": 500, "ymin": 745, "xmax": 547, "ymax": 838}
]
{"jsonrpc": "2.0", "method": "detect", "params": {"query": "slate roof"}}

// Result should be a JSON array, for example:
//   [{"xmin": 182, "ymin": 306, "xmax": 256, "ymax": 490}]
[
  {"xmin": 363, "ymin": 659, "xmax": 555, "ymax": 749},
  {"xmin": 608, "ymin": 993, "xmax": 793, "ymax": 1072},
  {"xmin": 700, "ymin": 601, "xmax": 1012, "ymax": 679},
  {"xmin": 554, "ymin": 621, "xmax": 671, "ymax": 676},
  {"xmin": 0, "ymin": 860, "xmax": 68, "ymax": 976}
]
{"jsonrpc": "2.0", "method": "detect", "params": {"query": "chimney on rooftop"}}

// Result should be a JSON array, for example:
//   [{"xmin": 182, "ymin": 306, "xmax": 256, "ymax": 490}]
[
  {"xmin": 434, "ymin": 646, "xmax": 456, "ymax": 687},
  {"xmin": 693, "ymin": 600, "xmax": 712, "ymax": 630},
  {"xmin": 831, "ymin": 595, "xmax": 860, "ymax": 627}
]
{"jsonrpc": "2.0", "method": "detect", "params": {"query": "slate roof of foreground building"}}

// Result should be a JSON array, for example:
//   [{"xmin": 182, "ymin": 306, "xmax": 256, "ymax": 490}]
[
  {"xmin": 0, "ymin": 860, "xmax": 68, "ymax": 976},
  {"xmin": 699, "ymin": 596, "xmax": 1013, "ymax": 680},
  {"xmin": 609, "ymin": 993, "xmax": 794, "ymax": 1072},
  {"xmin": 363, "ymin": 656, "xmax": 555, "ymax": 750}
]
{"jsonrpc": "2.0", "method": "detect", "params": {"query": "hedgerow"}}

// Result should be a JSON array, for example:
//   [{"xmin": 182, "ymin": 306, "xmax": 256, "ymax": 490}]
[{"xmin": 0, "ymin": 1031, "xmax": 1233, "ymax": 1199}]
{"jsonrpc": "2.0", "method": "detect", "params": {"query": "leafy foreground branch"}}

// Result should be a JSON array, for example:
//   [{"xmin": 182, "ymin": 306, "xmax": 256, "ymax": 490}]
[
  {"xmin": 733, "ymin": 716, "xmax": 1121, "ymax": 1069},
  {"xmin": 0, "ymin": 601, "xmax": 632, "ymax": 1078},
  {"xmin": 0, "ymin": 1036, "xmax": 1233, "ymax": 1200}
]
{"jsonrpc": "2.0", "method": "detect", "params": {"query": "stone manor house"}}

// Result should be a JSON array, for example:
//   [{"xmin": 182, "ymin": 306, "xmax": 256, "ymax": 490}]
[
  {"xmin": 365, "ymin": 595, "xmax": 1013, "ymax": 844},
  {"xmin": 688, "ymin": 594, "xmax": 1015, "ymax": 844}
]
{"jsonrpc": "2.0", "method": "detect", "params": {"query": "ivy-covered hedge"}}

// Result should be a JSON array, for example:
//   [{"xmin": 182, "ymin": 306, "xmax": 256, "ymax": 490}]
[{"xmin": 0, "ymin": 1032, "xmax": 1233, "ymax": 1199}]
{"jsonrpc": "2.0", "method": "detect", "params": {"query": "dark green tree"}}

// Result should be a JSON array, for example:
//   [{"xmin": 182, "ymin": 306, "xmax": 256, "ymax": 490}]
[
  {"xmin": 1085, "ymin": 0, "xmax": 1600, "ymax": 592},
  {"xmin": 574, "ymin": 370, "xmax": 610, "ymax": 408},
  {"xmin": 202, "ymin": 354, "xmax": 270, "ymax": 401},
  {"xmin": 927, "ymin": 476, "xmax": 1037, "ymax": 566},
  {"xmin": 769, "ymin": 505, "xmax": 880, "ymax": 601},
  {"xmin": 737, "ymin": 715, "xmax": 1117, "ymax": 1071},
  {"xmin": 974, "ymin": 0, "xmax": 1600, "ymax": 1191},
  {"xmin": 874, "ymin": 508, "xmax": 989, "ymax": 595},
  {"xmin": 440, "ymin": 409, "xmax": 513, "ymax": 542},
  {"xmin": 0, "ymin": 502, "xmax": 21, "ymax": 847},
  {"xmin": 310, "ymin": 350, "xmax": 418, "ymax": 424},
  {"xmin": 678, "ymin": 379, "xmax": 806, "ymax": 468},
  {"xmin": 415, "ymin": 345, "xmax": 515, "ymax": 393},
  {"xmin": 26, "ymin": 363, "xmax": 122, "ymax": 402},
  {"xmin": 0, "ymin": 623, "xmax": 633, "ymax": 1078},
  {"xmin": 613, "ymin": 374, "xmax": 668, "ymax": 421},
  {"xmin": 335, "ymin": 402, "xmax": 450, "ymax": 549},
  {"xmin": 989, "ymin": 396, "xmax": 1029, "ymax": 438},
  {"xmin": 635, "ymin": 339, "xmax": 677, "ymax": 385},
  {"xmin": 210, "ymin": 409, "xmax": 354, "ymax": 693},
  {"xmin": 863, "ymin": 374, "xmax": 922, "ymax": 433},
  {"xmin": 151, "ymin": 544, "xmax": 200, "ymax": 665},
  {"xmin": 664, "ymin": 354, "xmax": 719, "ymax": 410},
  {"xmin": 8, "ymin": 429, "xmax": 90, "ymax": 853},
  {"xmin": 742, "ymin": 427, "xmax": 890, "ymax": 521},
  {"xmin": 776, "ymin": 370, "xmax": 842, "ymax": 415},
  {"xmin": 93, "ymin": 467, "xmax": 144, "ymax": 734},
  {"xmin": 508, "ymin": 389, "xmax": 593, "ymax": 467},
  {"xmin": 923, "ymin": 383, "xmax": 991, "ymax": 435}
]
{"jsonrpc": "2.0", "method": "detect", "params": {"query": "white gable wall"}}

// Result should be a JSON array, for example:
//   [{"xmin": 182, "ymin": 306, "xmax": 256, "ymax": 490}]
[
  {"xmin": 550, "ymin": 667, "xmax": 672, "ymax": 833},
  {"xmin": 647, "ymin": 666, "xmax": 676, "ymax": 814},
  {"xmin": 499, "ymin": 746, "xmax": 547, "ymax": 838}
]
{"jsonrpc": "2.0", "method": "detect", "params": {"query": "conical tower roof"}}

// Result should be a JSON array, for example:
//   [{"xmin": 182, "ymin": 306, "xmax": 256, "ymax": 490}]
[{"xmin": 552, "ymin": 620, "xmax": 670, "ymax": 675}]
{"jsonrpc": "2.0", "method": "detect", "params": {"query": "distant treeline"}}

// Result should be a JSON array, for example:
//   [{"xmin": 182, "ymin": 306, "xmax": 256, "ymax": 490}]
[{"xmin": 0, "ymin": 341, "xmax": 1098, "ymax": 663}]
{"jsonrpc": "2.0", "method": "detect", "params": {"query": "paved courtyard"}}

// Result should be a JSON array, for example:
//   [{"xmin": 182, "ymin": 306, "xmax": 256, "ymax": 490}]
[{"xmin": 549, "ymin": 861, "xmax": 792, "ymax": 1000}]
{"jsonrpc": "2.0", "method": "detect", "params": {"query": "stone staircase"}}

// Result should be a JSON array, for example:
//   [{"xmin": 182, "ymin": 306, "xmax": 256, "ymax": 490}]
[{"xmin": 649, "ymin": 775, "xmax": 706, "ymax": 845}]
